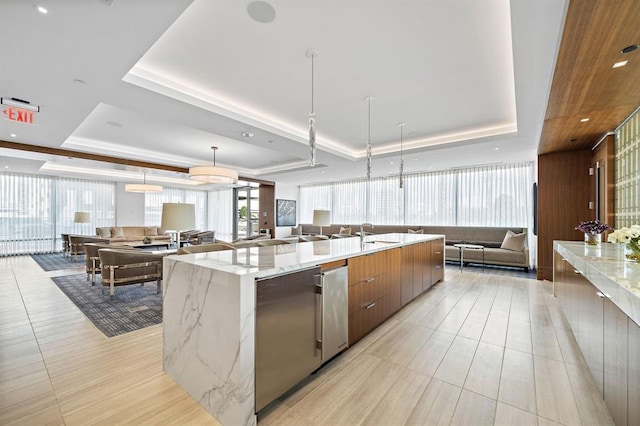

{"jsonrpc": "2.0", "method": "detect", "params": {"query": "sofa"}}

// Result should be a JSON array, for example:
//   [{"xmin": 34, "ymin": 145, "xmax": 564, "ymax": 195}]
[
  {"xmin": 95, "ymin": 226, "xmax": 171, "ymax": 243},
  {"xmin": 292, "ymin": 224, "xmax": 529, "ymax": 271}
]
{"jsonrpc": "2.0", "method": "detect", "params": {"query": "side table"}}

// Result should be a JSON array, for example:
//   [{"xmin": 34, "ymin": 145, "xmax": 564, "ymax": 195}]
[{"xmin": 453, "ymin": 243, "xmax": 485, "ymax": 272}]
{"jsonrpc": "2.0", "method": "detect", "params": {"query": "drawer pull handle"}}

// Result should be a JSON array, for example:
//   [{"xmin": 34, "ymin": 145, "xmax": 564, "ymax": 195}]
[
  {"xmin": 365, "ymin": 277, "xmax": 376, "ymax": 283},
  {"xmin": 434, "ymin": 266, "xmax": 441, "ymax": 269},
  {"xmin": 365, "ymin": 302, "xmax": 376, "ymax": 310},
  {"xmin": 435, "ymin": 251, "xmax": 441, "ymax": 255}
]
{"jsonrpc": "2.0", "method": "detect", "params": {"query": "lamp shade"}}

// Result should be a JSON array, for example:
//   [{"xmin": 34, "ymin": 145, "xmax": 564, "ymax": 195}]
[
  {"xmin": 125, "ymin": 183, "xmax": 163, "ymax": 193},
  {"xmin": 188, "ymin": 165, "xmax": 238, "ymax": 184},
  {"xmin": 312, "ymin": 210, "xmax": 331, "ymax": 227},
  {"xmin": 161, "ymin": 203, "xmax": 196, "ymax": 231},
  {"xmin": 73, "ymin": 211, "xmax": 90, "ymax": 223}
]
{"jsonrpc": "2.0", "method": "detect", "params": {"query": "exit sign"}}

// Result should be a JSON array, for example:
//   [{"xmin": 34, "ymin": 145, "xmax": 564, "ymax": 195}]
[{"xmin": 2, "ymin": 106, "xmax": 36, "ymax": 124}]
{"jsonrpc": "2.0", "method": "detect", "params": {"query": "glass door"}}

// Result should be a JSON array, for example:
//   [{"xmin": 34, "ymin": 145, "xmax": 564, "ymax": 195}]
[{"xmin": 233, "ymin": 182, "xmax": 260, "ymax": 240}]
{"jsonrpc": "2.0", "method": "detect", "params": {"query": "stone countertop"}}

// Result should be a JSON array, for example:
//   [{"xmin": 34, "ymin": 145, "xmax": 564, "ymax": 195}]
[
  {"xmin": 554, "ymin": 241, "xmax": 640, "ymax": 326},
  {"xmin": 167, "ymin": 233, "xmax": 444, "ymax": 279}
]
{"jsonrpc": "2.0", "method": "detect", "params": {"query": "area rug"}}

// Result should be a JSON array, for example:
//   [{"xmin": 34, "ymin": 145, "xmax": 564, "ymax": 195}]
[
  {"xmin": 31, "ymin": 253, "xmax": 85, "ymax": 271},
  {"xmin": 51, "ymin": 274, "xmax": 162, "ymax": 337}
]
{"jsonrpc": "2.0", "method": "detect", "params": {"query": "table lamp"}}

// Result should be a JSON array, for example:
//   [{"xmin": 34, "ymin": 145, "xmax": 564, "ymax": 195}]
[
  {"xmin": 74, "ymin": 211, "xmax": 90, "ymax": 234},
  {"xmin": 312, "ymin": 209, "xmax": 331, "ymax": 236},
  {"xmin": 161, "ymin": 203, "xmax": 196, "ymax": 247}
]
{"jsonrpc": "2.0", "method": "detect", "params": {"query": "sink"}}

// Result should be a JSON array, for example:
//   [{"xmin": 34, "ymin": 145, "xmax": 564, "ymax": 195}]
[{"xmin": 363, "ymin": 240, "xmax": 399, "ymax": 245}]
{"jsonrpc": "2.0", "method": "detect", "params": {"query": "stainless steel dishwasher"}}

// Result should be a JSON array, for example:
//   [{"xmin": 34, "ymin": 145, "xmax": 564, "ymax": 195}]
[{"xmin": 255, "ymin": 265, "xmax": 348, "ymax": 412}]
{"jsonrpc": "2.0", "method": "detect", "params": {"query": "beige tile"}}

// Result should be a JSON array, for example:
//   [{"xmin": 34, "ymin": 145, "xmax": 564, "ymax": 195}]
[
  {"xmin": 450, "ymin": 389, "xmax": 497, "ymax": 426},
  {"xmin": 362, "ymin": 368, "xmax": 431, "ymax": 425},
  {"xmin": 405, "ymin": 378, "xmax": 461, "ymax": 426},
  {"xmin": 564, "ymin": 363, "xmax": 615, "ymax": 425},
  {"xmin": 553, "ymin": 325, "xmax": 587, "ymax": 368},
  {"xmin": 531, "ymin": 324, "xmax": 564, "ymax": 361},
  {"xmin": 433, "ymin": 335, "xmax": 479, "ymax": 387},
  {"xmin": 437, "ymin": 305, "xmax": 472, "ymax": 335},
  {"xmin": 498, "ymin": 348, "xmax": 536, "ymax": 414},
  {"xmin": 464, "ymin": 342, "xmax": 504, "ymax": 399},
  {"xmin": 481, "ymin": 314, "xmax": 509, "ymax": 347},
  {"xmin": 494, "ymin": 402, "xmax": 537, "ymax": 426},
  {"xmin": 505, "ymin": 318, "xmax": 532, "ymax": 353},
  {"xmin": 537, "ymin": 416, "xmax": 563, "ymax": 426},
  {"xmin": 407, "ymin": 330, "xmax": 455, "ymax": 376},
  {"xmin": 365, "ymin": 321, "xmax": 435, "ymax": 367},
  {"xmin": 458, "ymin": 312, "xmax": 489, "ymax": 340},
  {"xmin": 533, "ymin": 355, "xmax": 581, "ymax": 425}
]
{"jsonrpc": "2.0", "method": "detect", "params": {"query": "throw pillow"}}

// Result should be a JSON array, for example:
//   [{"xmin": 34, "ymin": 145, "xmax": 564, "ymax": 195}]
[
  {"xmin": 144, "ymin": 226, "xmax": 158, "ymax": 236},
  {"xmin": 111, "ymin": 227, "xmax": 125, "ymax": 238},
  {"xmin": 291, "ymin": 225, "xmax": 302, "ymax": 236},
  {"xmin": 408, "ymin": 228, "xmax": 423, "ymax": 234},
  {"xmin": 339, "ymin": 226, "xmax": 351, "ymax": 235},
  {"xmin": 500, "ymin": 230, "xmax": 526, "ymax": 251},
  {"xmin": 97, "ymin": 227, "xmax": 111, "ymax": 238}
]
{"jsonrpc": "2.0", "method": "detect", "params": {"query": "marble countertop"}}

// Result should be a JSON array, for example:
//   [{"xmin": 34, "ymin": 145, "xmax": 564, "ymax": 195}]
[
  {"xmin": 168, "ymin": 233, "xmax": 444, "ymax": 279},
  {"xmin": 554, "ymin": 241, "xmax": 640, "ymax": 326}
]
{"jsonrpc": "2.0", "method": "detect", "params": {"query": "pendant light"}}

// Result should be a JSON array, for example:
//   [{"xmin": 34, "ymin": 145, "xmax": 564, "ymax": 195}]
[
  {"xmin": 306, "ymin": 49, "xmax": 318, "ymax": 166},
  {"xmin": 189, "ymin": 146, "xmax": 239, "ymax": 184},
  {"xmin": 398, "ymin": 122, "xmax": 405, "ymax": 189},
  {"xmin": 365, "ymin": 96, "xmax": 373, "ymax": 179},
  {"xmin": 125, "ymin": 173, "xmax": 163, "ymax": 193}
]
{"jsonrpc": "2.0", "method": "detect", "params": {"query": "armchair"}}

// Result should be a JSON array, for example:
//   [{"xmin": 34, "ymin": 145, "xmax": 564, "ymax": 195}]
[
  {"xmin": 98, "ymin": 248, "xmax": 168, "ymax": 300},
  {"xmin": 69, "ymin": 235, "xmax": 109, "ymax": 261}
]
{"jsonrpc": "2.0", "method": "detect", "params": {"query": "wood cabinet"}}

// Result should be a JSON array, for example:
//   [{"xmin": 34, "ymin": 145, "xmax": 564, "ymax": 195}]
[
  {"xmin": 430, "ymin": 238, "xmax": 444, "ymax": 285},
  {"xmin": 604, "ymin": 300, "xmax": 628, "ymax": 426},
  {"xmin": 348, "ymin": 241, "xmax": 442, "ymax": 345},
  {"xmin": 554, "ymin": 248, "xmax": 640, "ymax": 425}
]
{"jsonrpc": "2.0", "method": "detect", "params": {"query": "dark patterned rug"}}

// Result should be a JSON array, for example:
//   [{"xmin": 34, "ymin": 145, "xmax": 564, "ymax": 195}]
[
  {"xmin": 51, "ymin": 274, "xmax": 162, "ymax": 337},
  {"xmin": 31, "ymin": 253, "xmax": 85, "ymax": 271}
]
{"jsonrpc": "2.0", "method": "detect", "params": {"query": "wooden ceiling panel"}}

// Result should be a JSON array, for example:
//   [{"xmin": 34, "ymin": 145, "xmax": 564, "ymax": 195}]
[{"xmin": 538, "ymin": 0, "xmax": 640, "ymax": 155}]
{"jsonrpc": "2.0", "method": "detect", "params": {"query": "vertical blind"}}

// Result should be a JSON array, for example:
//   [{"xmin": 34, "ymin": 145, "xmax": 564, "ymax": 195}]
[
  {"xmin": 0, "ymin": 174, "xmax": 116, "ymax": 255},
  {"xmin": 208, "ymin": 188, "xmax": 234, "ymax": 242}
]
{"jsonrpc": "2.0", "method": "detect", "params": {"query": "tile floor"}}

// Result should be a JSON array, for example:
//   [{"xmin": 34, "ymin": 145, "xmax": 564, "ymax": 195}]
[{"xmin": 259, "ymin": 271, "xmax": 614, "ymax": 425}]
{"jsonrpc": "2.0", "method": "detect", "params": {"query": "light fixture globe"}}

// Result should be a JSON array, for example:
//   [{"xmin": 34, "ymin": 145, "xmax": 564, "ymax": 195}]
[
  {"xmin": 125, "ymin": 183, "xmax": 163, "ymax": 193},
  {"xmin": 125, "ymin": 173, "xmax": 163, "ymax": 193},
  {"xmin": 188, "ymin": 165, "xmax": 238, "ymax": 184},
  {"xmin": 189, "ymin": 146, "xmax": 238, "ymax": 184}
]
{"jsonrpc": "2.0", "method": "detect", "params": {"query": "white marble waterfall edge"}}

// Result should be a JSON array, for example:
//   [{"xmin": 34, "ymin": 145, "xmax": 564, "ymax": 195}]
[{"xmin": 163, "ymin": 258, "xmax": 256, "ymax": 426}]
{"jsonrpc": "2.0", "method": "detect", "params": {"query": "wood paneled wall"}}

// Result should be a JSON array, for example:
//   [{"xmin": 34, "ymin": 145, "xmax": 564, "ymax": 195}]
[
  {"xmin": 259, "ymin": 184, "xmax": 275, "ymax": 237},
  {"xmin": 537, "ymin": 150, "xmax": 593, "ymax": 280}
]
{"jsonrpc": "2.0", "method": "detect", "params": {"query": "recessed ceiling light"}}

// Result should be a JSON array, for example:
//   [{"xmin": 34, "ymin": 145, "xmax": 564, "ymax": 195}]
[
  {"xmin": 4, "ymin": 166, "xmax": 9, "ymax": 169},
  {"xmin": 580, "ymin": 118, "xmax": 590, "ymax": 122},
  {"xmin": 241, "ymin": 131, "xmax": 254, "ymax": 138},
  {"xmin": 73, "ymin": 78, "xmax": 86, "ymax": 84},
  {"xmin": 10, "ymin": 133, "xmax": 17, "ymax": 138},
  {"xmin": 612, "ymin": 60, "xmax": 628, "ymax": 68},
  {"xmin": 267, "ymin": 140, "xmax": 273, "ymax": 143},
  {"xmin": 494, "ymin": 147, "xmax": 500, "ymax": 151},
  {"xmin": 621, "ymin": 44, "xmax": 639, "ymax": 54},
  {"xmin": 247, "ymin": 1, "xmax": 276, "ymax": 23},
  {"xmin": 390, "ymin": 161, "xmax": 394, "ymax": 165},
  {"xmin": 414, "ymin": 158, "xmax": 418, "ymax": 161},
  {"xmin": 36, "ymin": 4, "xmax": 48, "ymax": 14}
]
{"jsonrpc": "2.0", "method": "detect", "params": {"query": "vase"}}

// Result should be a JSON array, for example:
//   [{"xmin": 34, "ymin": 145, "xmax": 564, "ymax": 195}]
[
  {"xmin": 625, "ymin": 241, "xmax": 640, "ymax": 262},
  {"xmin": 584, "ymin": 233, "xmax": 601, "ymax": 245}
]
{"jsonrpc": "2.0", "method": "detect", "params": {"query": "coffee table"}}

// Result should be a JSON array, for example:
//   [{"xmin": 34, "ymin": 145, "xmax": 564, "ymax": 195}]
[
  {"xmin": 453, "ymin": 243, "xmax": 485, "ymax": 272},
  {"xmin": 120, "ymin": 241, "xmax": 172, "ymax": 250}
]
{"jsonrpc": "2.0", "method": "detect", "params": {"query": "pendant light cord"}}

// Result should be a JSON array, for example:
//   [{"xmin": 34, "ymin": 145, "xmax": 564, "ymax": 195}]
[{"xmin": 311, "ymin": 54, "xmax": 314, "ymax": 114}]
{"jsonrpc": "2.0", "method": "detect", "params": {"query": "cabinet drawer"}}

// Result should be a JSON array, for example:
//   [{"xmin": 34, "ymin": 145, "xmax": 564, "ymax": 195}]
[
  {"xmin": 348, "ymin": 252, "xmax": 384, "ymax": 285},
  {"xmin": 431, "ymin": 263, "xmax": 444, "ymax": 283},
  {"xmin": 349, "ymin": 295, "xmax": 389, "ymax": 345},
  {"xmin": 348, "ymin": 273, "xmax": 386, "ymax": 314}
]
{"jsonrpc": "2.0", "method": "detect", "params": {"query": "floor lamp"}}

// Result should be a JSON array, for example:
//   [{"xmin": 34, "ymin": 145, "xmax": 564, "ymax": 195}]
[
  {"xmin": 74, "ymin": 211, "xmax": 90, "ymax": 235},
  {"xmin": 161, "ymin": 203, "xmax": 196, "ymax": 248},
  {"xmin": 312, "ymin": 209, "xmax": 331, "ymax": 236}
]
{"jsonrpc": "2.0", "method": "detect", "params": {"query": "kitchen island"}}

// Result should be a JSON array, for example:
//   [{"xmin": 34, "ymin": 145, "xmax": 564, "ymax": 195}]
[
  {"xmin": 162, "ymin": 233, "xmax": 444, "ymax": 426},
  {"xmin": 554, "ymin": 241, "xmax": 640, "ymax": 426}
]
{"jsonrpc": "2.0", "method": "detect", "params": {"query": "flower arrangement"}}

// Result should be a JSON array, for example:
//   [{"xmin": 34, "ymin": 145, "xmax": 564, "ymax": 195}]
[
  {"xmin": 575, "ymin": 220, "xmax": 611, "ymax": 245},
  {"xmin": 607, "ymin": 225, "xmax": 640, "ymax": 261},
  {"xmin": 575, "ymin": 220, "xmax": 611, "ymax": 235}
]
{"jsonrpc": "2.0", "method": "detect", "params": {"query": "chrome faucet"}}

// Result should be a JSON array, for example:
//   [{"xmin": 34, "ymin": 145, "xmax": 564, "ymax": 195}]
[{"xmin": 360, "ymin": 223, "xmax": 374, "ymax": 244}]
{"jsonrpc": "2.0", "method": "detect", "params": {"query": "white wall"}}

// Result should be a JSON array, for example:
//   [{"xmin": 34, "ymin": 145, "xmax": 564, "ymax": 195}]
[
  {"xmin": 274, "ymin": 182, "xmax": 299, "ymax": 238},
  {"xmin": 115, "ymin": 183, "xmax": 145, "ymax": 225}
]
